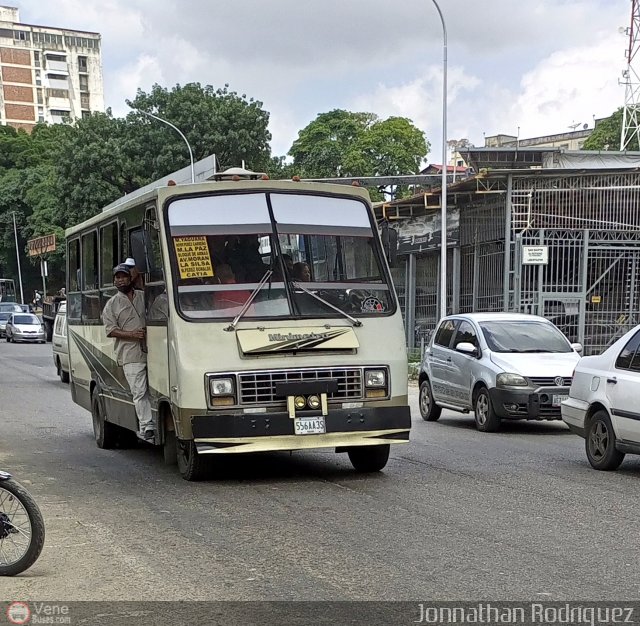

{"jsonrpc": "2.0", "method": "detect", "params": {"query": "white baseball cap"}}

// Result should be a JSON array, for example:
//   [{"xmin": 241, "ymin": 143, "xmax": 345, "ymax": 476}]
[{"xmin": 124, "ymin": 257, "xmax": 136, "ymax": 267}]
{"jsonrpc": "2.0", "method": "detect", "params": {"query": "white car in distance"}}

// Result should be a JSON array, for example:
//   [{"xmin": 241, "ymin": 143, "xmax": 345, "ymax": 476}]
[{"xmin": 562, "ymin": 324, "xmax": 640, "ymax": 470}]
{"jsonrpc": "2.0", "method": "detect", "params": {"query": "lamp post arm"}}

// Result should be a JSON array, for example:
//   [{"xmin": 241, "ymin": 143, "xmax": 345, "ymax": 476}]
[{"xmin": 135, "ymin": 109, "xmax": 195, "ymax": 184}]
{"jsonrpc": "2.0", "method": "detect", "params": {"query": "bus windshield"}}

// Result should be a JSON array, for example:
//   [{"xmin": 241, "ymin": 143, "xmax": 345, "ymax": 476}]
[{"xmin": 166, "ymin": 192, "xmax": 394, "ymax": 320}]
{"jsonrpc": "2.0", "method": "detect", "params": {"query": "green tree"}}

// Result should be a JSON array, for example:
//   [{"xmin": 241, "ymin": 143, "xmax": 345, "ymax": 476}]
[
  {"xmin": 127, "ymin": 82, "xmax": 273, "ymax": 175},
  {"xmin": 288, "ymin": 110, "xmax": 378, "ymax": 178},
  {"xmin": 289, "ymin": 109, "xmax": 429, "ymax": 200},
  {"xmin": 583, "ymin": 109, "xmax": 634, "ymax": 151}
]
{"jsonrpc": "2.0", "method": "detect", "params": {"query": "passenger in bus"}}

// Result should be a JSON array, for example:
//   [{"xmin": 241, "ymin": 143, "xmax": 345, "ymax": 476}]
[
  {"xmin": 102, "ymin": 263, "xmax": 155, "ymax": 441},
  {"xmin": 292, "ymin": 262, "xmax": 311, "ymax": 282},
  {"xmin": 282, "ymin": 254, "xmax": 294, "ymax": 275},
  {"xmin": 226, "ymin": 235, "xmax": 267, "ymax": 283},
  {"xmin": 124, "ymin": 257, "xmax": 144, "ymax": 290},
  {"xmin": 212, "ymin": 264, "xmax": 252, "ymax": 310}
]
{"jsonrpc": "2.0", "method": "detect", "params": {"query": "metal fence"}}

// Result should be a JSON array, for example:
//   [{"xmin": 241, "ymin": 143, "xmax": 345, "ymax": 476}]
[{"xmin": 393, "ymin": 169, "xmax": 640, "ymax": 357}]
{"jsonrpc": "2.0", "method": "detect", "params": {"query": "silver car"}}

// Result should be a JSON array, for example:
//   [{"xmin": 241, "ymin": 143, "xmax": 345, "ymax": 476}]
[
  {"xmin": 5, "ymin": 313, "xmax": 46, "ymax": 344},
  {"xmin": 418, "ymin": 313, "xmax": 582, "ymax": 432}
]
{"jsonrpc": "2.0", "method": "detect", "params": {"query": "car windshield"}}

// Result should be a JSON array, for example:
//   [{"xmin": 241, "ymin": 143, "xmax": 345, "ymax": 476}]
[
  {"xmin": 479, "ymin": 320, "xmax": 572, "ymax": 353},
  {"xmin": 166, "ymin": 192, "xmax": 393, "ymax": 320},
  {"xmin": 14, "ymin": 315, "xmax": 40, "ymax": 325},
  {"xmin": 0, "ymin": 304, "xmax": 21, "ymax": 312}
]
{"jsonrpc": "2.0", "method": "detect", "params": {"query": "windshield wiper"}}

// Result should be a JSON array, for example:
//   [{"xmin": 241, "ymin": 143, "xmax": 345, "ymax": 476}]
[
  {"xmin": 292, "ymin": 281, "xmax": 362, "ymax": 327},
  {"xmin": 224, "ymin": 270, "xmax": 273, "ymax": 331}
]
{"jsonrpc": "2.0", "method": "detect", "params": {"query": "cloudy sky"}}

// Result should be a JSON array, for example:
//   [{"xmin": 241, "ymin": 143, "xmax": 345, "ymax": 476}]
[{"xmin": 13, "ymin": 0, "xmax": 632, "ymax": 163}]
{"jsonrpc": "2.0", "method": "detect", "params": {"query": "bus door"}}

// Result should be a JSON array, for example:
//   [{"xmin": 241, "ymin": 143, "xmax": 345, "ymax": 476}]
[{"xmin": 133, "ymin": 207, "xmax": 171, "ymax": 428}]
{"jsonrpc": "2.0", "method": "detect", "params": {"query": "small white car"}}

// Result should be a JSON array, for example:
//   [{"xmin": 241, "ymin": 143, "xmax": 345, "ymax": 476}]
[
  {"xmin": 5, "ymin": 313, "xmax": 46, "ymax": 343},
  {"xmin": 562, "ymin": 324, "xmax": 640, "ymax": 470},
  {"xmin": 419, "ymin": 313, "xmax": 582, "ymax": 432}
]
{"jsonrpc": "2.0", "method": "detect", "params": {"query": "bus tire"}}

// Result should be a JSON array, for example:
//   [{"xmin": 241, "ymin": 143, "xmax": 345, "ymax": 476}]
[
  {"xmin": 347, "ymin": 444, "xmax": 390, "ymax": 472},
  {"xmin": 163, "ymin": 429, "xmax": 177, "ymax": 466},
  {"xmin": 91, "ymin": 388, "xmax": 118, "ymax": 449},
  {"xmin": 177, "ymin": 439, "xmax": 209, "ymax": 481}
]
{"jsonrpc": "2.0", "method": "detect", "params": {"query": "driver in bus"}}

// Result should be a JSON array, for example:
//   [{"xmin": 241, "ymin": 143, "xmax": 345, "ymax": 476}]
[{"xmin": 102, "ymin": 263, "xmax": 155, "ymax": 441}]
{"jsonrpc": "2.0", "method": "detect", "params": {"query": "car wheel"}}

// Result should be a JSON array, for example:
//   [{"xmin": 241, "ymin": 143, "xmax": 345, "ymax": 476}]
[
  {"xmin": 419, "ymin": 379, "xmax": 442, "ymax": 421},
  {"xmin": 347, "ymin": 444, "xmax": 390, "ymax": 472},
  {"xmin": 585, "ymin": 410, "xmax": 625, "ymax": 471},
  {"xmin": 57, "ymin": 359, "xmax": 70, "ymax": 383},
  {"xmin": 474, "ymin": 387, "xmax": 501, "ymax": 432}
]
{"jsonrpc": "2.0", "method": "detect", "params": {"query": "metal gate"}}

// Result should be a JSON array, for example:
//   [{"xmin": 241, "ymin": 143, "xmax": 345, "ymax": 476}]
[{"xmin": 516, "ymin": 230, "xmax": 640, "ymax": 355}]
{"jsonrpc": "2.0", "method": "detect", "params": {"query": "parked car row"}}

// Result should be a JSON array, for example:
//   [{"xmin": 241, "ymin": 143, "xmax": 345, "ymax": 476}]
[{"xmin": 419, "ymin": 312, "xmax": 640, "ymax": 472}]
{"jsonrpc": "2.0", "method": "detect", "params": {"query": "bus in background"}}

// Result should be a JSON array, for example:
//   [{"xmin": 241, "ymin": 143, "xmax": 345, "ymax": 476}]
[
  {"xmin": 65, "ymin": 168, "xmax": 411, "ymax": 480},
  {"xmin": 0, "ymin": 279, "xmax": 16, "ymax": 303}
]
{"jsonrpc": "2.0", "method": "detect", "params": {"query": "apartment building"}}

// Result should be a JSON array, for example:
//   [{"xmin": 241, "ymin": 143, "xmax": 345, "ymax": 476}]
[{"xmin": 0, "ymin": 5, "xmax": 104, "ymax": 131}]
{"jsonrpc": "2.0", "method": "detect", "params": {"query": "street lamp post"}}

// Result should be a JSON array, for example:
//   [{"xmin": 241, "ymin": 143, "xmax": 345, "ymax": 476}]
[
  {"xmin": 431, "ymin": 0, "xmax": 448, "ymax": 320},
  {"xmin": 131, "ymin": 108, "xmax": 195, "ymax": 183},
  {"xmin": 11, "ymin": 211, "xmax": 24, "ymax": 304}
]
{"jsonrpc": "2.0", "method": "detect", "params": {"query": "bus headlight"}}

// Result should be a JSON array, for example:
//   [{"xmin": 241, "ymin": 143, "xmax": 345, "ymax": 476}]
[
  {"xmin": 364, "ymin": 368, "xmax": 388, "ymax": 399},
  {"xmin": 207, "ymin": 376, "xmax": 237, "ymax": 407},
  {"xmin": 365, "ymin": 369, "xmax": 386, "ymax": 388},
  {"xmin": 210, "ymin": 377, "xmax": 234, "ymax": 396}
]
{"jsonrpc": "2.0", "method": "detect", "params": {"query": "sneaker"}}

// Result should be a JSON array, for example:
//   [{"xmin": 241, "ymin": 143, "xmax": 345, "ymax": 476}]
[{"xmin": 138, "ymin": 429, "xmax": 155, "ymax": 441}]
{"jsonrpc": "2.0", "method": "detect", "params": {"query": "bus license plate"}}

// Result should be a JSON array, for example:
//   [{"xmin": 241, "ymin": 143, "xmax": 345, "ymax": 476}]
[
  {"xmin": 294, "ymin": 416, "xmax": 326, "ymax": 435},
  {"xmin": 552, "ymin": 394, "xmax": 568, "ymax": 407}
]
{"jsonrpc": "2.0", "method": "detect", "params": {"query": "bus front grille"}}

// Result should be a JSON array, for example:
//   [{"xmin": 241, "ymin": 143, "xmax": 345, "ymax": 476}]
[{"xmin": 238, "ymin": 367, "xmax": 363, "ymax": 405}]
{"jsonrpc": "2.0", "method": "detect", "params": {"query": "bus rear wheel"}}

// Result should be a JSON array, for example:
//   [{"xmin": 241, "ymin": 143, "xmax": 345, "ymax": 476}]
[
  {"xmin": 91, "ymin": 389, "xmax": 118, "ymax": 449},
  {"xmin": 177, "ymin": 439, "xmax": 209, "ymax": 481},
  {"xmin": 347, "ymin": 444, "xmax": 390, "ymax": 472}
]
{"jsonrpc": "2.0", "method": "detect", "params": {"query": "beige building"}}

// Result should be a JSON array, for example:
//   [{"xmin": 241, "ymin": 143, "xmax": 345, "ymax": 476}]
[
  {"xmin": 484, "ymin": 127, "xmax": 593, "ymax": 151},
  {"xmin": 0, "ymin": 5, "xmax": 104, "ymax": 131}
]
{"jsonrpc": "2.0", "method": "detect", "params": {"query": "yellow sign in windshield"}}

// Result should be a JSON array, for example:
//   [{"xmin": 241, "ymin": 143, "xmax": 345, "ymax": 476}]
[{"xmin": 173, "ymin": 236, "xmax": 214, "ymax": 279}]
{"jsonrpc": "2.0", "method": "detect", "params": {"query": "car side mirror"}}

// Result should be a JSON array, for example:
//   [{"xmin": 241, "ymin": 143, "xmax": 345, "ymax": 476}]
[
  {"xmin": 456, "ymin": 342, "xmax": 478, "ymax": 356},
  {"xmin": 571, "ymin": 342, "xmax": 583, "ymax": 354}
]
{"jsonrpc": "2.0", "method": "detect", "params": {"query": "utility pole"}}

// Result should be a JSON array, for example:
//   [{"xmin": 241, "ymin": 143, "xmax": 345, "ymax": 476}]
[
  {"xmin": 11, "ymin": 211, "xmax": 24, "ymax": 304},
  {"xmin": 621, "ymin": 0, "xmax": 640, "ymax": 150}
]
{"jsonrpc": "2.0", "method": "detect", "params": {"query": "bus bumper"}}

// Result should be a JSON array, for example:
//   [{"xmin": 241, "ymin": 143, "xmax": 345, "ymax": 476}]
[{"xmin": 190, "ymin": 406, "xmax": 411, "ymax": 454}]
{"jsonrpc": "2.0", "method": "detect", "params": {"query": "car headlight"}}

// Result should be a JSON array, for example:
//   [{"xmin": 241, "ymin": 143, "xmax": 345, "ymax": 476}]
[
  {"xmin": 210, "ymin": 377, "xmax": 234, "ymax": 396},
  {"xmin": 365, "ymin": 369, "xmax": 386, "ymax": 387},
  {"xmin": 496, "ymin": 373, "xmax": 528, "ymax": 387}
]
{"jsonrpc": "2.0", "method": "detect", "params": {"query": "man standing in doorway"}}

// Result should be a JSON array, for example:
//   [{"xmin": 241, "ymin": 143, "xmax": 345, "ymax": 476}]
[{"xmin": 102, "ymin": 263, "xmax": 155, "ymax": 441}]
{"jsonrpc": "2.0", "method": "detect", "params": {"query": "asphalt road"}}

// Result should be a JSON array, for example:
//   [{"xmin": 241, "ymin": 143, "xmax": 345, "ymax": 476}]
[{"xmin": 1, "ymin": 342, "xmax": 640, "ymax": 603}]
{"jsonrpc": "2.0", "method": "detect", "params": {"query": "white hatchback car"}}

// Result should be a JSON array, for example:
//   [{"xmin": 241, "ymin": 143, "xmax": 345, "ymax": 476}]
[
  {"xmin": 419, "ymin": 313, "xmax": 582, "ymax": 432},
  {"xmin": 5, "ymin": 313, "xmax": 46, "ymax": 343},
  {"xmin": 562, "ymin": 324, "xmax": 640, "ymax": 470}
]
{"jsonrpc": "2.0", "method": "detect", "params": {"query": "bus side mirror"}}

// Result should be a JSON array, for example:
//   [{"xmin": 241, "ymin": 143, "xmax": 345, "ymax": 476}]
[{"xmin": 381, "ymin": 221, "xmax": 398, "ymax": 268}]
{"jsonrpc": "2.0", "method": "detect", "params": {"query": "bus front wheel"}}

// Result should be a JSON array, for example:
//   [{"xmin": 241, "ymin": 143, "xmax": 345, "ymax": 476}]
[
  {"xmin": 177, "ymin": 439, "xmax": 209, "ymax": 481},
  {"xmin": 347, "ymin": 444, "xmax": 390, "ymax": 473}
]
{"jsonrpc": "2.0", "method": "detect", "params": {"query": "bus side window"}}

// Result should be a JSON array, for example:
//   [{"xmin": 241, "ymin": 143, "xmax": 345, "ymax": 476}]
[
  {"xmin": 146, "ymin": 207, "xmax": 164, "ymax": 283},
  {"xmin": 67, "ymin": 238, "xmax": 81, "ymax": 320},
  {"xmin": 147, "ymin": 284, "xmax": 168, "ymax": 322}
]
